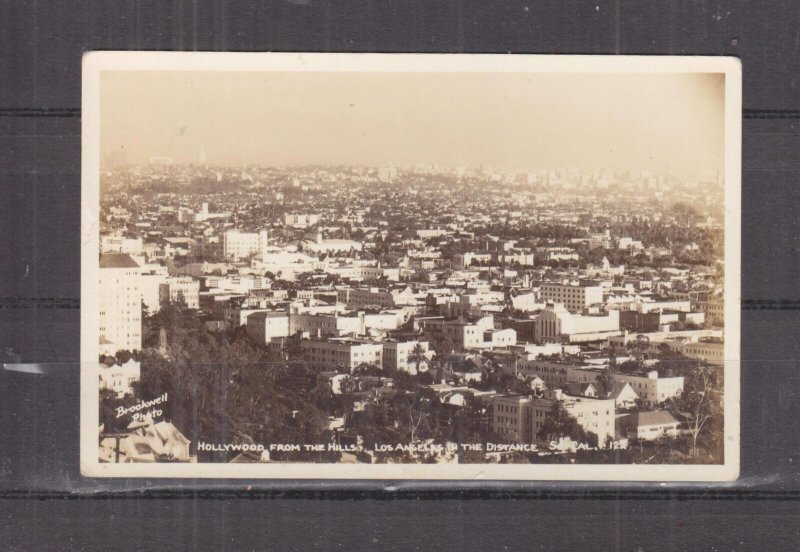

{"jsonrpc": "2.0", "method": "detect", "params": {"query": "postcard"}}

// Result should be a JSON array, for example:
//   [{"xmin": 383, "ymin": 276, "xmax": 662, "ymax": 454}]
[{"xmin": 81, "ymin": 52, "xmax": 740, "ymax": 480}]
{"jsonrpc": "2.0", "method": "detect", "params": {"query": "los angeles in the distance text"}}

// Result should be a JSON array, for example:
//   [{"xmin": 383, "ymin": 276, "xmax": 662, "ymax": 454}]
[{"xmin": 197, "ymin": 439, "xmax": 628, "ymax": 455}]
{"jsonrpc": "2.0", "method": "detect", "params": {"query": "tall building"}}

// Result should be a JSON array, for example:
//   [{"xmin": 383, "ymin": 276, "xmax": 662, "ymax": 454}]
[
  {"xmin": 99, "ymin": 253, "xmax": 142, "ymax": 356},
  {"xmin": 221, "ymin": 229, "xmax": 269, "ymax": 261}
]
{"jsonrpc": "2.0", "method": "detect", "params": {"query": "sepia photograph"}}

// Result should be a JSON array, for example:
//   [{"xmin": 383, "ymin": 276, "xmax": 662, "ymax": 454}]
[{"xmin": 80, "ymin": 52, "xmax": 740, "ymax": 480}]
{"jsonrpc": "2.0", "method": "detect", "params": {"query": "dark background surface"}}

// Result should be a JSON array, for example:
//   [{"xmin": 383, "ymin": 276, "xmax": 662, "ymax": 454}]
[{"xmin": 2, "ymin": 0, "xmax": 800, "ymax": 549}]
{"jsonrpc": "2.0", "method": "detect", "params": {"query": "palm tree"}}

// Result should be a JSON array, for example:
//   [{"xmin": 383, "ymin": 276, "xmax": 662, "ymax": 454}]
[{"xmin": 408, "ymin": 343, "xmax": 428, "ymax": 374}]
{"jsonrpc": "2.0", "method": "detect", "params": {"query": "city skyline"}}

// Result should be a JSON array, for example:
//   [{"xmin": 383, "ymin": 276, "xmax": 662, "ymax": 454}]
[{"xmin": 101, "ymin": 70, "xmax": 725, "ymax": 173}]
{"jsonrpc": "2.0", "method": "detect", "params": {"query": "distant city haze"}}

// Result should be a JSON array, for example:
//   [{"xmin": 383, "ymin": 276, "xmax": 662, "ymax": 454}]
[{"xmin": 101, "ymin": 70, "xmax": 724, "ymax": 173}]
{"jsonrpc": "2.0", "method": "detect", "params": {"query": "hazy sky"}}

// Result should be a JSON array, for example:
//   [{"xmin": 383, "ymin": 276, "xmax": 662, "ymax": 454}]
[{"xmin": 101, "ymin": 70, "xmax": 724, "ymax": 172}]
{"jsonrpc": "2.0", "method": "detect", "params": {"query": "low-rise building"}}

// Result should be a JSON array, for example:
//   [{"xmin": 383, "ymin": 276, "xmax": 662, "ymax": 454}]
[
  {"xmin": 98, "ymin": 359, "xmax": 140, "ymax": 398},
  {"xmin": 159, "ymin": 276, "xmax": 200, "ymax": 309},
  {"xmin": 515, "ymin": 359, "xmax": 572, "ymax": 389},
  {"xmin": 289, "ymin": 312, "xmax": 364, "ymax": 338},
  {"xmin": 618, "ymin": 410, "xmax": 682, "ymax": 440},
  {"xmin": 301, "ymin": 338, "xmax": 384, "ymax": 372},
  {"xmin": 492, "ymin": 389, "xmax": 616, "ymax": 444},
  {"xmin": 441, "ymin": 316, "xmax": 495, "ymax": 349},
  {"xmin": 613, "ymin": 370, "xmax": 684, "ymax": 407},
  {"xmin": 246, "ymin": 312, "xmax": 290, "ymax": 345},
  {"xmin": 671, "ymin": 340, "xmax": 724, "ymax": 367},
  {"xmin": 535, "ymin": 303, "xmax": 621, "ymax": 343},
  {"xmin": 337, "ymin": 286, "xmax": 417, "ymax": 309},
  {"xmin": 539, "ymin": 283, "xmax": 603, "ymax": 312},
  {"xmin": 382, "ymin": 340, "xmax": 431, "ymax": 374},
  {"xmin": 492, "ymin": 395, "xmax": 532, "ymax": 442},
  {"xmin": 530, "ymin": 390, "xmax": 616, "ymax": 444}
]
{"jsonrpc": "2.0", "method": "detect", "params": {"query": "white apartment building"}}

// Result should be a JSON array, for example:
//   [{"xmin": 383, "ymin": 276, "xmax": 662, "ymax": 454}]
[
  {"xmin": 530, "ymin": 390, "xmax": 616, "ymax": 444},
  {"xmin": 694, "ymin": 300, "xmax": 724, "ymax": 326},
  {"xmin": 159, "ymin": 276, "xmax": 200, "ymax": 309},
  {"xmin": 205, "ymin": 274, "xmax": 271, "ymax": 294},
  {"xmin": 382, "ymin": 340, "xmax": 430, "ymax": 374},
  {"xmin": 222, "ymin": 229, "xmax": 269, "ymax": 261},
  {"xmin": 139, "ymin": 265, "xmax": 169, "ymax": 314},
  {"xmin": 246, "ymin": 312, "xmax": 290, "ymax": 345},
  {"xmin": 672, "ymin": 340, "xmax": 724, "ymax": 366},
  {"xmin": 613, "ymin": 370, "xmax": 684, "ymax": 408},
  {"xmin": 328, "ymin": 264, "xmax": 400, "ymax": 282},
  {"xmin": 539, "ymin": 283, "xmax": 603, "ymax": 312},
  {"xmin": 492, "ymin": 390, "xmax": 616, "ymax": 444},
  {"xmin": 99, "ymin": 253, "xmax": 142, "ymax": 356},
  {"xmin": 301, "ymin": 339, "xmax": 384, "ymax": 371},
  {"xmin": 289, "ymin": 312, "xmax": 364, "ymax": 338},
  {"xmin": 442, "ymin": 316, "xmax": 495, "ymax": 349},
  {"xmin": 510, "ymin": 292, "xmax": 543, "ymax": 313},
  {"xmin": 485, "ymin": 328, "xmax": 517, "ymax": 349},
  {"xmin": 515, "ymin": 359, "xmax": 572, "ymax": 389},
  {"xmin": 492, "ymin": 395, "xmax": 533, "ymax": 442},
  {"xmin": 227, "ymin": 306, "xmax": 274, "ymax": 328}
]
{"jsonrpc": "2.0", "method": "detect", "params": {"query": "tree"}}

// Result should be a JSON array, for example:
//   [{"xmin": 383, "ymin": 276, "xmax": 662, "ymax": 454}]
[
  {"xmin": 596, "ymin": 344, "xmax": 618, "ymax": 397},
  {"xmin": 134, "ymin": 304, "xmax": 338, "ymax": 460},
  {"xmin": 283, "ymin": 331, "xmax": 306, "ymax": 361},
  {"xmin": 390, "ymin": 388, "xmax": 440, "ymax": 443},
  {"xmin": 537, "ymin": 402, "xmax": 589, "ymax": 444},
  {"xmin": 430, "ymin": 335, "xmax": 456, "ymax": 357},
  {"xmin": 408, "ymin": 343, "xmax": 428, "ymax": 374},
  {"xmin": 595, "ymin": 370, "xmax": 614, "ymax": 399},
  {"xmin": 625, "ymin": 334, "xmax": 650, "ymax": 368},
  {"xmin": 352, "ymin": 363, "xmax": 383, "ymax": 377},
  {"xmin": 416, "ymin": 371, "xmax": 434, "ymax": 385},
  {"xmin": 666, "ymin": 365, "xmax": 717, "ymax": 458},
  {"xmin": 114, "ymin": 350, "xmax": 133, "ymax": 364},
  {"xmin": 671, "ymin": 201, "xmax": 700, "ymax": 226}
]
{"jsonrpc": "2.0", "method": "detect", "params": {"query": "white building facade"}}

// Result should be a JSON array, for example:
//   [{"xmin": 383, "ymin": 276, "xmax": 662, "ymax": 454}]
[{"xmin": 99, "ymin": 254, "xmax": 143, "ymax": 356}]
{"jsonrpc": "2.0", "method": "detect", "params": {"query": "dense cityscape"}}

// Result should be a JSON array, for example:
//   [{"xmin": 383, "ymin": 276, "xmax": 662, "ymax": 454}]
[{"xmin": 97, "ymin": 161, "xmax": 725, "ymax": 465}]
